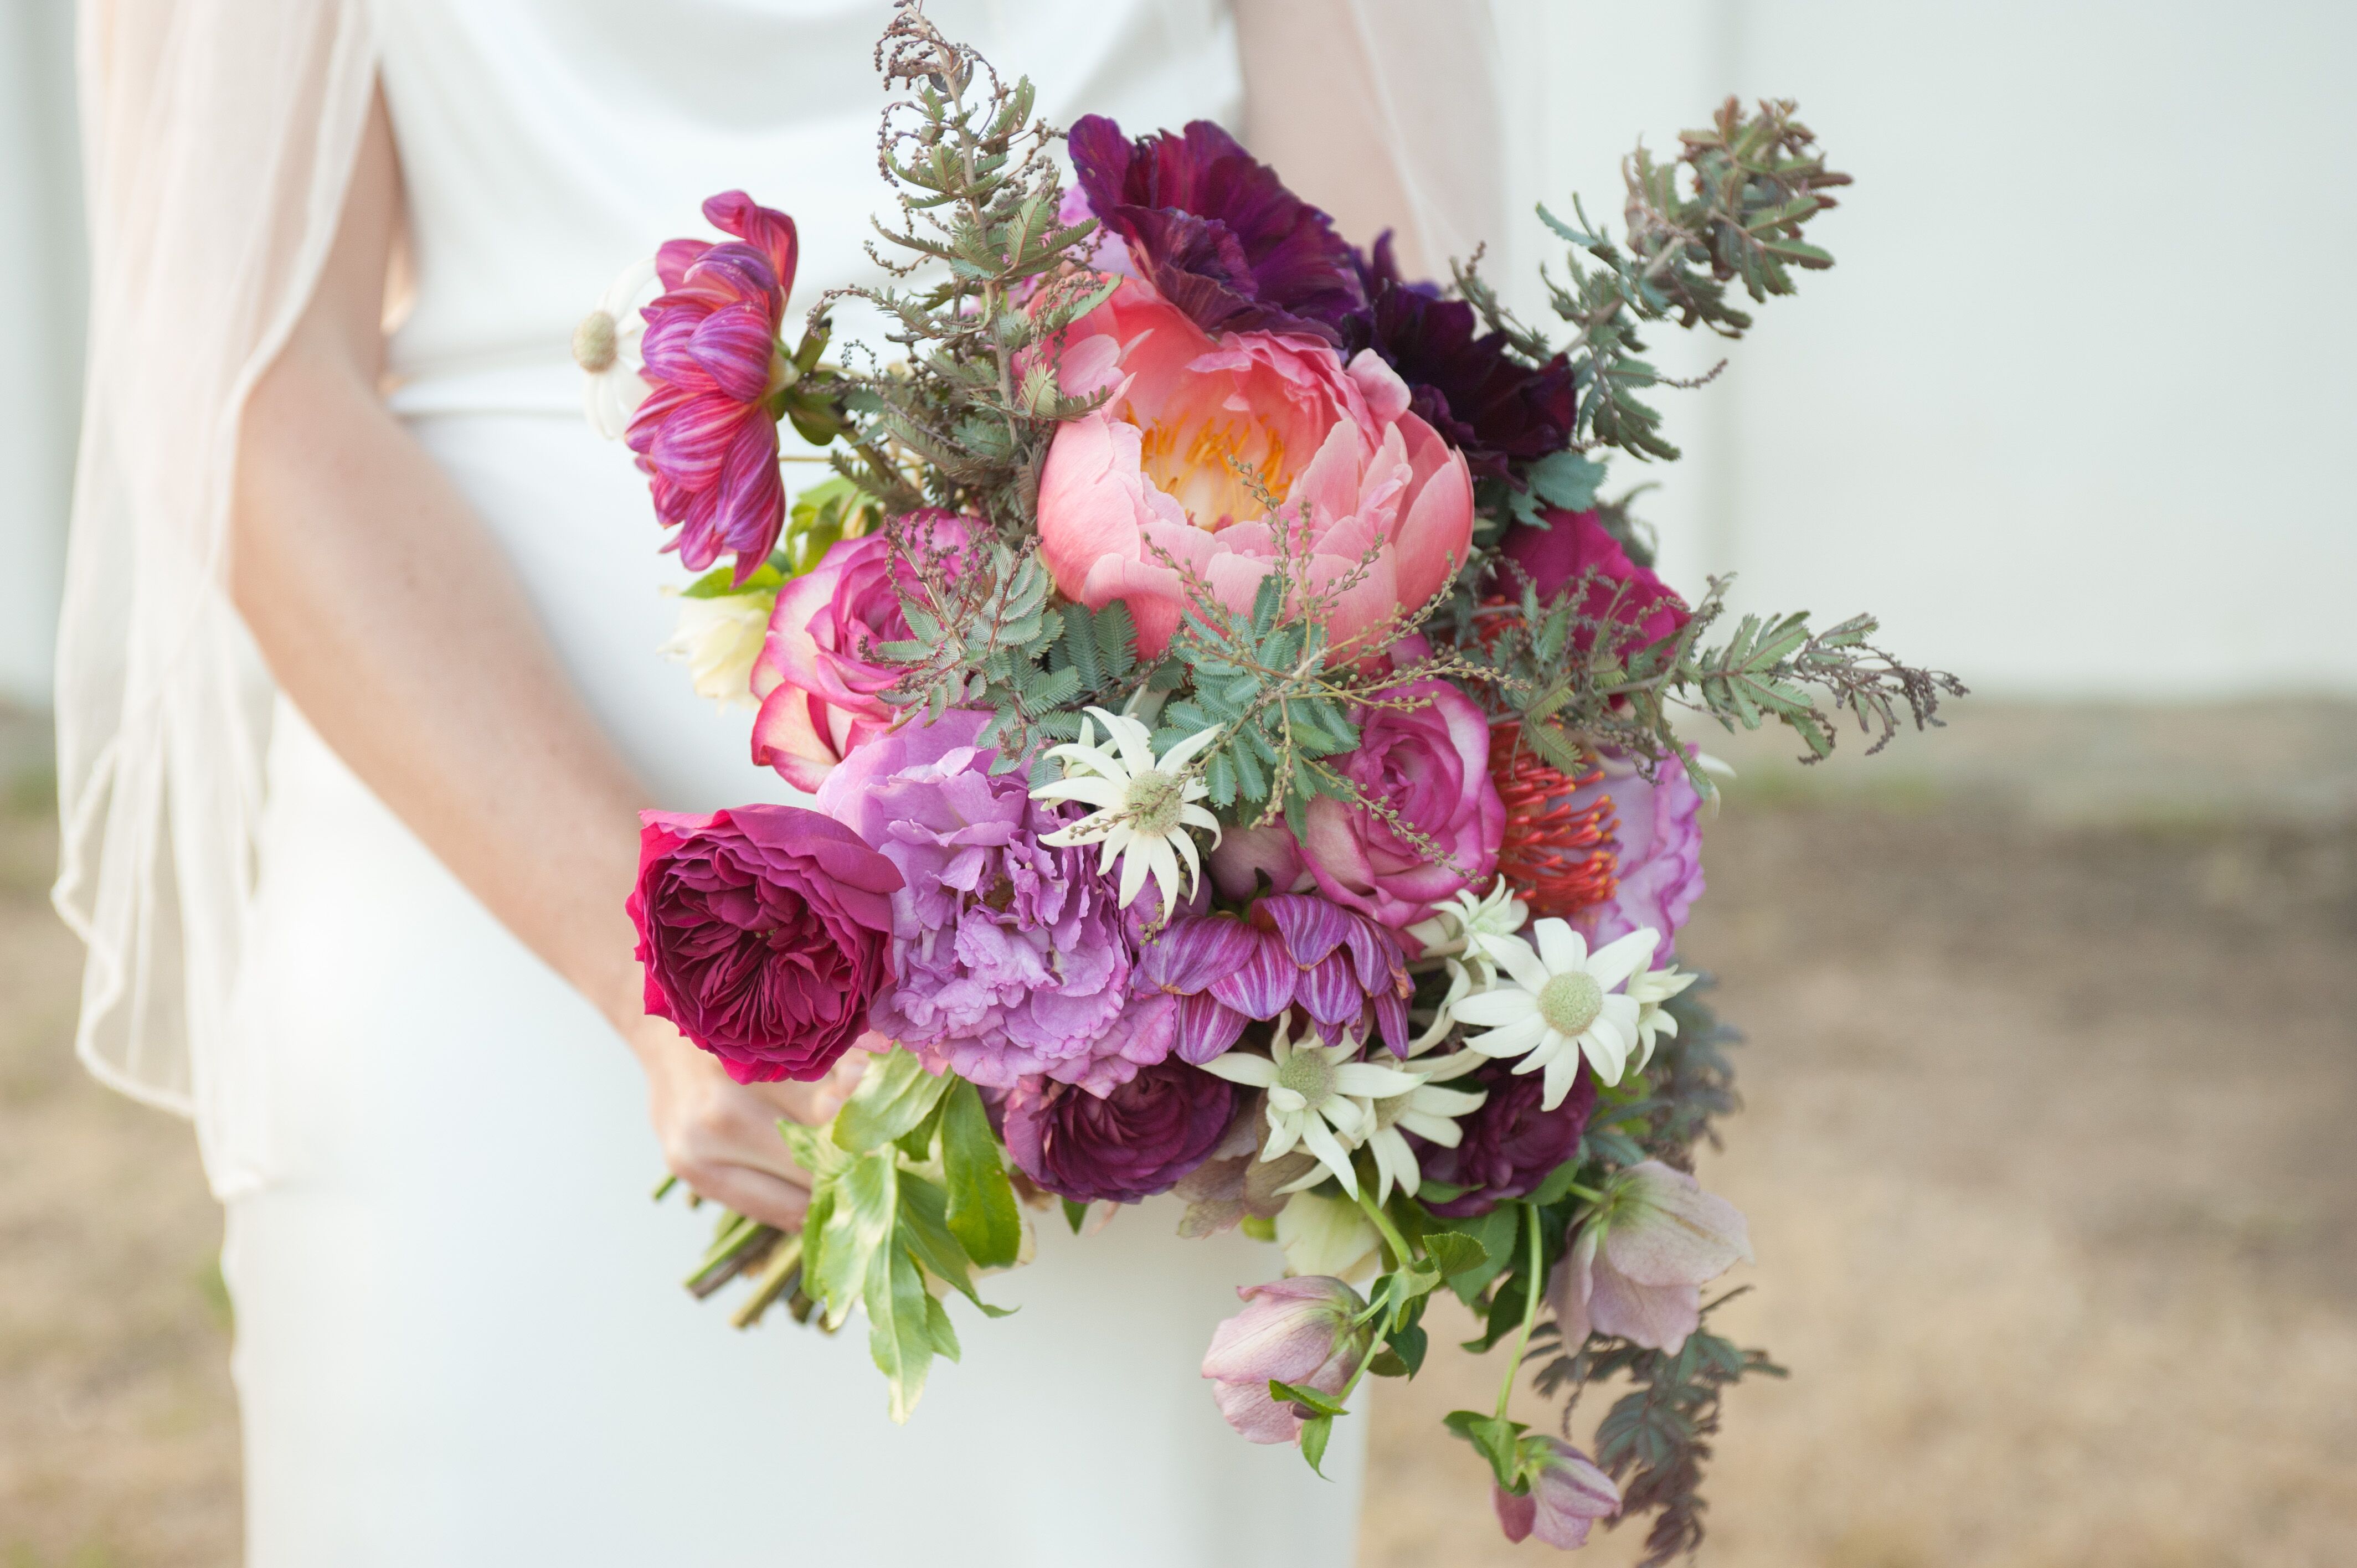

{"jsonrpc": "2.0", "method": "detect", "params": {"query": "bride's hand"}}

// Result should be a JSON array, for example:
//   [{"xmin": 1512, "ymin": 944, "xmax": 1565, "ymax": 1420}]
[{"xmin": 627, "ymin": 1016, "xmax": 864, "ymax": 1230}]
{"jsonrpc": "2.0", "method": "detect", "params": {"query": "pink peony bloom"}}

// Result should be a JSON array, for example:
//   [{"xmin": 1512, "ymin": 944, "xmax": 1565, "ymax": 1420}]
[
  {"xmin": 1498, "ymin": 507, "xmax": 1688, "ymax": 653},
  {"xmin": 749, "ymin": 510, "xmax": 970, "ymax": 791},
  {"xmin": 626, "ymin": 193, "xmax": 800, "ymax": 582},
  {"xmin": 1200, "ymin": 1276, "xmax": 1371, "ymax": 1445},
  {"xmin": 1559, "ymin": 749, "xmax": 1708, "ymax": 953},
  {"xmin": 1210, "ymin": 678, "xmax": 1502, "ymax": 932},
  {"xmin": 1036, "ymin": 280, "xmax": 1473, "ymax": 661},
  {"xmin": 1493, "ymin": 1438, "xmax": 1622, "ymax": 1549},
  {"xmin": 627, "ymin": 804, "xmax": 900, "ymax": 1085},
  {"xmin": 1548, "ymin": 1159, "xmax": 1752, "ymax": 1354}
]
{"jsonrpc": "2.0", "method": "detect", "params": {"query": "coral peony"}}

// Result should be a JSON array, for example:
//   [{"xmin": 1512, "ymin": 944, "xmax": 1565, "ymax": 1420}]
[
  {"xmin": 1345, "ymin": 234, "xmax": 1576, "ymax": 484},
  {"xmin": 1037, "ymin": 281, "xmax": 1473, "ymax": 662},
  {"xmin": 1068, "ymin": 116, "xmax": 1363, "ymax": 343},
  {"xmin": 1000, "ymin": 1058, "xmax": 1236, "ymax": 1204},
  {"xmin": 627, "ymin": 804, "xmax": 899, "ymax": 1084},
  {"xmin": 1548, "ymin": 1160, "xmax": 1752, "ymax": 1355},
  {"xmin": 750, "ymin": 510, "xmax": 969, "ymax": 791},
  {"xmin": 815, "ymin": 710, "xmax": 1174, "ymax": 1096},
  {"xmin": 1136, "ymin": 894, "xmax": 1415, "ymax": 1062},
  {"xmin": 626, "ymin": 192, "xmax": 798, "ymax": 580},
  {"xmin": 1411, "ymin": 1055, "xmax": 1597, "ymax": 1218},
  {"xmin": 1497, "ymin": 507, "xmax": 1688, "ymax": 652},
  {"xmin": 1211, "ymin": 678, "xmax": 1502, "ymax": 932},
  {"xmin": 1200, "ymin": 1276, "xmax": 1372, "ymax": 1445}
]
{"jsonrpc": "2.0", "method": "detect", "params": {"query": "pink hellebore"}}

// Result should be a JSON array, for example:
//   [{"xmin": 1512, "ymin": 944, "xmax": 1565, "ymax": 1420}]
[
  {"xmin": 1037, "ymin": 280, "xmax": 1474, "ymax": 662},
  {"xmin": 1548, "ymin": 1159, "xmax": 1752, "ymax": 1355},
  {"xmin": 627, "ymin": 192, "xmax": 800, "ymax": 581},
  {"xmin": 1200, "ymin": 1276, "xmax": 1371, "ymax": 1445},
  {"xmin": 1493, "ymin": 1438, "xmax": 1622, "ymax": 1550},
  {"xmin": 750, "ymin": 512, "xmax": 971, "ymax": 791}
]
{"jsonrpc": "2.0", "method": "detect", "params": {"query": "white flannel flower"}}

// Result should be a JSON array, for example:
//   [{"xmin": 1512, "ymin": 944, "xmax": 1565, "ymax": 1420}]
[
  {"xmin": 1623, "ymin": 962, "xmax": 1699, "ymax": 1071},
  {"xmin": 1362, "ymin": 1050, "xmax": 1489, "ymax": 1204},
  {"xmin": 1199, "ymin": 1017, "xmax": 1421, "ymax": 1200},
  {"xmin": 574, "ymin": 256, "xmax": 657, "ymax": 439},
  {"xmin": 1453, "ymin": 919, "xmax": 1660, "ymax": 1106},
  {"xmin": 1400, "ymin": 878, "xmax": 1533, "ymax": 1055},
  {"xmin": 1032, "ymin": 707, "xmax": 1222, "ymax": 916},
  {"xmin": 658, "ymin": 585, "xmax": 774, "ymax": 711}
]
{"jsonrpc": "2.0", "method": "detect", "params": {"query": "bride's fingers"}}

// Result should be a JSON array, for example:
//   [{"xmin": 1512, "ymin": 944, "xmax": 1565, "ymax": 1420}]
[
  {"xmin": 675, "ymin": 1158, "xmax": 811, "ymax": 1230},
  {"xmin": 750, "ymin": 1053, "xmax": 868, "ymax": 1127}
]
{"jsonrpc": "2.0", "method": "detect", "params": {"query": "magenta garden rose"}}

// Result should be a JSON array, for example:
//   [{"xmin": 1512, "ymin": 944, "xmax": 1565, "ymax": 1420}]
[
  {"xmin": 1001, "ymin": 1058, "xmax": 1237, "ymax": 1205},
  {"xmin": 627, "ymin": 804, "xmax": 900, "ymax": 1084},
  {"xmin": 626, "ymin": 192, "xmax": 799, "ymax": 581},
  {"xmin": 1037, "ymin": 277, "xmax": 1473, "ymax": 663},
  {"xmin": 751, "ymin": 509, "xmax": 971, "ymax": 792},
  {"xmin": 1498, "ymin": 506, "xmax": 1688, "ymax": 653},
  {"xmin": 1208, "ymin": 678, "xmax": 1502, "ymax": 932}
]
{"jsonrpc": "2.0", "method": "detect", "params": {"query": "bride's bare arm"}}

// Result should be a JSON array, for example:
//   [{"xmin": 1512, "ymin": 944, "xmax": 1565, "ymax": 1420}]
[{"xmin": 229, "ymin": 94, "xmax": 841, "ymax": 1227}]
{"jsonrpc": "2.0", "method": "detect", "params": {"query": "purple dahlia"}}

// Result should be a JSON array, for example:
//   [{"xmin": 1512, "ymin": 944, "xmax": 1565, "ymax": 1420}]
[
  {"xmin": 1136, "ymin": 895, "xmax": 1414, "ymax": 1062},
  {"xmin": 1001, "ymin": 1058, "xmax": 1237, "ymax": 1205},
  {"xmin": 1343, "ymin": 234, "xmax": 1577, "ymax": 484},
  {"xmin": 815, "ymin": 711, "xmax": 1175, "ymax": 1095},
  {"xmin": 1067, "ymin": 115, "xmax": 1365, "ymax": 344}
]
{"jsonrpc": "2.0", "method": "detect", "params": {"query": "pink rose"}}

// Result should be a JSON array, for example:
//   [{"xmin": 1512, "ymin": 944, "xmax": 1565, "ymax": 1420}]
[
  {"xmin": 1498, "ymin": 507, "xmax": 1688, "ymax": 652},
  {"xmin": 749, "ymin": 510, "xmax": 970, "ymax": 791},
  {"xmin": 627, "ymin": 804, "xmax": 901, "ymax": 1084},
  {"xmin": 1208, "ymin": 679, "xmax": 1502, "ymax": 933},
  {"xmin": 1036, "ymin": 280, "xmax": 1473, "ymax": 661}
]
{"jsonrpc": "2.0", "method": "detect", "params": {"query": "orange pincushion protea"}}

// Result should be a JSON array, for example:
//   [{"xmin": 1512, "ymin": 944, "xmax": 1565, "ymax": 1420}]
[{"xmin": 1489, "ymin": 721, "xmax": 1618, "ymax": 921}]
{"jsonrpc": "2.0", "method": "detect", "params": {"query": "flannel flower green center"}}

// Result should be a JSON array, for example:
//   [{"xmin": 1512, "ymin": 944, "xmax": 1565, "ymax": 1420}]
[
  {"xmin": 1123, "ymin": 768, "xmax": 1187, "ymax": 838},
  {"xmin": 1538, "ymin": 971, "xmax": 1604, "ymax": 1038}
]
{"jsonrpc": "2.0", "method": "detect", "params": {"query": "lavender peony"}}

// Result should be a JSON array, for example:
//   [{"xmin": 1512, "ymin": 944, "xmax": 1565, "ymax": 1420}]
[
  {"xmin": 1411, "ymin": 1056, "xmax": 1597, "ymax": 1218},
  {"xmin": 627, "ymin": 804, "xmax": 900, "ymax": 1084},
  {"xmin": 1001, "ymin": 1059, "xmax": 1236, "ymax": 1204},
  {"xmin": 816, "ymin": 711, "xmax": 1174, "ymax": 1095}
]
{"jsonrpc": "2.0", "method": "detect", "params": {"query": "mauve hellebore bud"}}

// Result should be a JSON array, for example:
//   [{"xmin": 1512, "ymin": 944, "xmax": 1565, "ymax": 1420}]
[
  {"xmin": 1493, "ymin": 1437, "xmax": 1621, "ymax": 1549},
  {"xmin": 1199, "ymin": 1276, "xmax": 1372, "ymax": 1445}
]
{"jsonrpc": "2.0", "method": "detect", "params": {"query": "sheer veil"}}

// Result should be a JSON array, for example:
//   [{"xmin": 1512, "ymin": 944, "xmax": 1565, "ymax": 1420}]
[
  {"xmin": 50, "ymin": 0, "xmax": 1496, "ymax": 1179},
  {"xmin": 53, "ymin": 0, "xmax": 374, "ymax": 1158}
]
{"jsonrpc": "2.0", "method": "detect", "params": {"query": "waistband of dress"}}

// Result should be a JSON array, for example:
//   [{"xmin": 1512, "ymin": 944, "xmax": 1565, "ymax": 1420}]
[{"xmin": 382, "ymin": 360, "xmax": 586, "ymax": 419}]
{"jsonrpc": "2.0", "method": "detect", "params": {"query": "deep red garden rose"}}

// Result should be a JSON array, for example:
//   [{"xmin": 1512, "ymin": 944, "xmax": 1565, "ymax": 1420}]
[
  {"xmin": 1498, "ymin": 507, "xmax": 1688, "ymax": 652},
  {"xmin": 628, "ymin": 804, "xmax": 901, "ymax": 1084}
]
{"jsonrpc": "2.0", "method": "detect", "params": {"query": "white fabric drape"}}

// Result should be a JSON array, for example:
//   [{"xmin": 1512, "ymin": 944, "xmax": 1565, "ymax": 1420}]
[
  {"xmin": 1343, "ymin": 0, "xmax": 1504, "ymax": 277},
  {"xmin": 54, "ymin": 0, "xmax": 375, "ymax": 1142}
]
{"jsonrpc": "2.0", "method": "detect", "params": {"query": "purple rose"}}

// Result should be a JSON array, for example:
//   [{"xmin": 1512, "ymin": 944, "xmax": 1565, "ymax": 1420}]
[
  {"xmin": 1001, "ymin": 1058, "xmax": 1237, "ymax": 1204},
  {"xmin": 1409, "ymin": 1056, "xmax": 1597, "ymax": 1218},
  {"xmin": 816, "ymin": 711, "xmax": 1173, "ymax": 1095},
  {"xmin": 1211, "ymin": 679, "xmax": 1504, "ymax": 933},
  {"xmin": 1068, "ymin": 116, "xmax": 1365, "ymax": 344},
  {"xmin": 1563, "ymin": 750, "xmax": 1707, "ymax": 953},
  {"xmin": 627, "ymin": 804, "xmax": 900, "ymax": 1084}
]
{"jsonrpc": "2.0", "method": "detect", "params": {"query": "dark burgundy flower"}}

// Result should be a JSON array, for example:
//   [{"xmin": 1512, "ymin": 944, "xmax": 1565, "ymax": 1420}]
[
  {"xmin": 1135, "ymin": 894, "xmax": 1414, "ymax": 1062},
  {"xmin": 627, "ymin": 804, "xmax": 900, "ymax": 1084},
  {"xmin": 1408, "ymin": 1055, "xmax": 1597, "ymax": 1216},
  {"xmin": 1068, "ymin": 116, "xmax": 1365, "ymax": 344},
  {"xmin": 1001, "ymin": 1058, "xmax": 1238, "ymax": 1204},
  {"xmin": 1344, "ymin": 234, "xmax": 1576, "ymax": 484}
]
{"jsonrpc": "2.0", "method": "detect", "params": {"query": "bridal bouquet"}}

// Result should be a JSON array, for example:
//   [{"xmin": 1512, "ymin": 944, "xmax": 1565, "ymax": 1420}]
[{"xmin": 579, "ymin": 6, "xmax": 1956, "ymax": 1558}]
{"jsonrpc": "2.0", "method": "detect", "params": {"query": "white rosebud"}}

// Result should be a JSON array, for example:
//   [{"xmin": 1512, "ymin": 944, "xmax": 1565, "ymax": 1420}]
[{"xmin": 661, "ymin": 587, "xmax": 773, "ymax": 711}]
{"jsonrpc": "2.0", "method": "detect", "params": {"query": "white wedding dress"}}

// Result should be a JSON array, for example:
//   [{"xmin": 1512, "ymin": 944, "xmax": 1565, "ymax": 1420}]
[{"xmin": 215, "ymin": 2, "xmax": 1365, "ymax": 1563}]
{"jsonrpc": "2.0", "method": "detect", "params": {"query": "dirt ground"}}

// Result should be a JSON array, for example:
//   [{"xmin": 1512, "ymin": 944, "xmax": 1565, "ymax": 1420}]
[{"xmin": 3, "ymin": 703, "xmax": 2354, "ymax": 1567}]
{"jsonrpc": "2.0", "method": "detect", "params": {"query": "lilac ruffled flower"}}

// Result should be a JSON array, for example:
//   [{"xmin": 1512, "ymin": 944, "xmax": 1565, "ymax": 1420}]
[
  {"xmin": 1067, "ymin": 116, "xmax": 1365, "ymax": 344},
  {"xmin": 1001, "ymin": 1058, "xmax": 1236, "ymax": 1204},
  {"xmin": 1136, "ymin": 895, "xmax": 1414, "ymax": 1062},
  {"xmin": 815, "ymin": 712, "xmax": 1175, "ymax": 1095},
  {"xmin": 1345, "ymin": 233, "xmax": 1577, "ymax": 485},
  {"xmin": 1564, "ymin": 751, "xmax": 1707, "ymax": 953}
]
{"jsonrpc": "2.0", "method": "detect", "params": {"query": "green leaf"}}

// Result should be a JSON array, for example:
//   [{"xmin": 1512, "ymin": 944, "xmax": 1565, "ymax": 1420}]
[
  {"xmin": 833, "ymin": 1049, "xmax": 953, "ymax": 1154},
  {"xmin": 943, "ymin": 1079, "xmax": 1022, "ymax": 1268},
  {"xmin": 1525, "ymin": 1161, "xmax": 1584, "ymax": 1208},
  {"xmin": 1525, "ymin": 450, "xmax": 1608, "ymax": 513},
  {"xmin": 806, "ymin": 1148, "xmax": 898, "ymax": 1332},
  {"xmin": 1422, "ymin": 1231, "xmax": 1491, "ymax": 1280},
  {"xmin": 1442, "ymin": 1409, "xmax": 1527, "ymax": 1488},
  {"xmin": 1062, "ymin": 1197, "xmax": 1089, "ymax": 1234},
  {"xmin": 1433, "ymin": 1206, "xmax": 1519, "ymax": 1301},
  {"xmin": 1299, "ymin": 1413, "xmax": 1335, "ymax": 1478},
  {"xmin": 923, "ymin": 1290, "xmax": 962, "ymax": 1361},
  {"xmin": 864, "ymin": 1226, "xmax": 934, "ymax": 1423},
  {"xmin": 1386, "ymin": 1320, "xmax": 1430, "ymax": 1376},
  {"xmin": 1269, "ymin": 1379, "xmax": 1349, "ymax": 1419},
  {"xmin": 679, "ymin": 562, "xmax": 783, "ymax": 600}
]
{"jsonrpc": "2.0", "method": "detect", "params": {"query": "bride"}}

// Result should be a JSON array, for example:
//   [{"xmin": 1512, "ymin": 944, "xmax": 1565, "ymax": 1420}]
[{"xmin": 56, "ymin": 1, "xmax": 1499, "ymax": 1561}]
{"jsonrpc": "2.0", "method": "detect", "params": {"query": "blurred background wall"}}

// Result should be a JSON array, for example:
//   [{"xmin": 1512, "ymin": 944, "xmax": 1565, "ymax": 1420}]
[{"xmin": 4, "ymin": 1, "xmax": 2354, "ymax": 708}]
